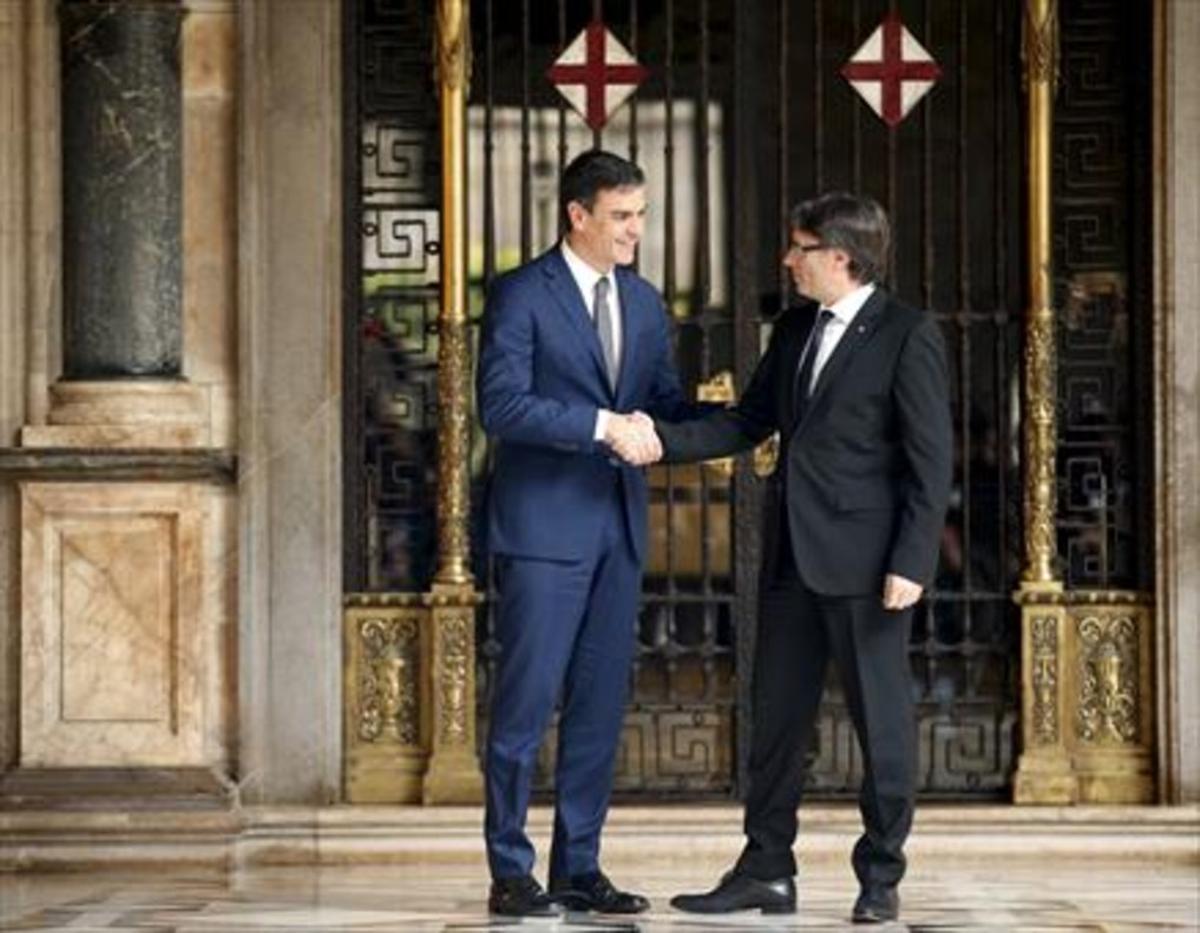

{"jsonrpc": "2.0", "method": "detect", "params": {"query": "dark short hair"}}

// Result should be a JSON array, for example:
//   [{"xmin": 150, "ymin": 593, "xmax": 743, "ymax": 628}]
[
  {"xmin": 559, "ymin": 149, "xmax": 645, "ymax": 233},
  {"xmin": 790, "ymin": 192, "xmax": 890, "ymax": 285}
]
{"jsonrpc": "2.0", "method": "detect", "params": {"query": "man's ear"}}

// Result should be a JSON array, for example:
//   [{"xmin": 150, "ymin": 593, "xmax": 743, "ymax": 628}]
[{"xmin": 566, "ymin": 200, "xmax": 586, "ymax": 231}]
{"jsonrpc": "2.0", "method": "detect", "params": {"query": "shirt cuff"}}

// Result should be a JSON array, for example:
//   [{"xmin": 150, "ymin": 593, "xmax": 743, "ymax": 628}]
[{"xmin": 594, "ymin": 408, "xmax": 612, "ymax": 442}]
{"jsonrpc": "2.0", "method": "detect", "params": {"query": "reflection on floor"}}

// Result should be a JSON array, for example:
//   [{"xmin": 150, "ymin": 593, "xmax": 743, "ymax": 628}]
[{"xmin": 1, "ymin": 860, "xmax": 1197, "ymax": 931}]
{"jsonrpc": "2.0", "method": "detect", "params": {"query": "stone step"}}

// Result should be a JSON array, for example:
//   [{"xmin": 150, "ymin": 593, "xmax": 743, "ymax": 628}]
[{"xmin": 2, "ymin": 804, "xmax": 1196, "ymax": 872}]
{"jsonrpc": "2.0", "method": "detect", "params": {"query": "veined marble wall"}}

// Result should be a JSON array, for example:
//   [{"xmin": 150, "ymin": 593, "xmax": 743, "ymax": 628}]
[
  {"xmin": 183, "ymin": 0, "xmax": 237, "ymax": 449},
  {"xmin": 20, "ymin": 483, "xmax": 231, "ymax": 768},
  {"xmin": 235, "ymin": 0, "xmax": 343, "ymax": 804},
  {"xmin": 1159, "ymin": 0, "xmax": 1200, "ymax": 804},
  {"xmin": 0, "ymin": 0, "xmax": 239, "ymax": 785}
]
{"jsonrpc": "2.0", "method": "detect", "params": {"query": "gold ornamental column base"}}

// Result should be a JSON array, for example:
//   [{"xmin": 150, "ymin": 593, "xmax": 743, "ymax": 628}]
[
  {"xmin": 1013, "ymin": 588, "xmax": 1155, "ymax": 805},
  {"xmin": 343, "ymin": 598, "xmax": 430, "ymax": 803},
  {"xmin": 343, "ymin": 589, "xmax": 483, "ymax": 804},
  {"xmin": 421, "ymin": 584, "xmax": 484, "ymax": 804},
  {"xmin": 1013, "ymin": 587, "xmax": 1076, "ymax": 804},
  {"xmin": 1013, "ymin": 753, "xmax": 1078, "ymax": 805}
]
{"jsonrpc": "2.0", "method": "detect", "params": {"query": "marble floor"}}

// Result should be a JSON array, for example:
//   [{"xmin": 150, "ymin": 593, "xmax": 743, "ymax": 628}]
[{"xmin": 1, "ymin": 860, "xmax": 1197, "ymax": 932}]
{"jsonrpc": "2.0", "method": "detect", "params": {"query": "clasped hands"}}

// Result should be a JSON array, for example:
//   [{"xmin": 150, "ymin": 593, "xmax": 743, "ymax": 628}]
[{"xmin": 604, "ymin": 410, "xmax": 662, "ymax": 466}]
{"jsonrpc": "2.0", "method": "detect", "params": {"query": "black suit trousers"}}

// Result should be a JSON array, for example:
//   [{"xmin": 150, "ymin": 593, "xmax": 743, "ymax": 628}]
[{"xmin": 735, "ymin": 535, "xmax": 917, "ymax": 889}]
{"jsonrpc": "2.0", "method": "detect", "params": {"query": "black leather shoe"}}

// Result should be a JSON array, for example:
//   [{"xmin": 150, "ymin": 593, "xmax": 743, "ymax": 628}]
[
  {"xmin": 550, "ymin": 870, "xmax": 650, "ymax": 914},
  {"xmin": 670, "ymin": 870, "xmax": 796, "ymax": 914},
  {"xmin": 488, "ymin": 875, "xmax": 562, "ymax": 917},
  {"xmin": 852, "ymin": 885, "xmax": 900, "ymax": 923}
]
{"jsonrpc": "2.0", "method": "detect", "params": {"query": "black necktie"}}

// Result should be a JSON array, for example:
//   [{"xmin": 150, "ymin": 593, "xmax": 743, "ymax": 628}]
[
  {"xmin": 594, "ymin": 277, "xmax": 618, "ymax": 390},
  {"xmin": 792, "ymin": 308, "xmax": 834, "ymax": 425}
]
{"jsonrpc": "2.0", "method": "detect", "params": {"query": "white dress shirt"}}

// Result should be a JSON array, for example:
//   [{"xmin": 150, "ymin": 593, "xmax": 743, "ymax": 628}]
[
  {"xmin": 561, "ymin": 239, "xmax": 622, "ymax": 440},
  {"xmin": 804, "ymin": 282, "xmax": 876, "ymax": 394}
]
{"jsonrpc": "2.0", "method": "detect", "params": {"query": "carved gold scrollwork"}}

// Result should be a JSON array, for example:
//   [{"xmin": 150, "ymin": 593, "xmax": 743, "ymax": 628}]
[
  {"xmin": 1030, "ymin": 615, "xmax": 1060, "ymax": 744},
  {"xmin": 1076, "ymin": 613, "xmax": 1139, "ymax": 744},
  {"xmin": 1022, "ymin": 0, "xmax": 1059, "ymax": 88},
  {"xmin": 435, "ymin": 317, "xmax": 473, "ymax": 585},
  {"xmin": 697, "ymin": 371, "xmax": 735, "ymax": 479},
  {"xmin": 753, "ymin": 433, "xmax": 780, "ymax": 478},
  {"xmin": 1022, "ymin": 310, "xmax": 1058, "ymax": 585},
  {"xmin": 695, "ymin": 369, "xmax": 779, "ymax": 479},
  {"xmin": 434, "ymin": 0, "xmax": 471, "ymax": 91},
  {"xmin": 358, "ymin": 616, "xmax": 421, "ymax": 745},
  {"xmin": 438, "ymin": 614, "xmax": 472, "ymax": 745}
]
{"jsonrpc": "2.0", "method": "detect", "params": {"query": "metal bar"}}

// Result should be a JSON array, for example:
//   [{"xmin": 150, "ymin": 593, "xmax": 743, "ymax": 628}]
[
  {"xmin": 696, "ymin": 0, "xmax": 715, "ymax": 701},
  {"xmin": 593, "ymin": 0, "xmax": 603, "ymax": 149},
  {"xmin": 629, "ymin": 0, "xmax": 639, "ymax": 165},
  {"xmin": 483, "ymin": 0, "xmax": 496, "ymax": 286},
  {"xmin": 778, "ymin": 0, "xmax": 788, "ymax": 315},
  {"xmin": 520, "ymin": 0, "xmax": 532, "ymax": 262},
  {"xmin": 886, "ymin": 0, "xmax": 897, "ymax": 294},
  {"xmin": 852, "ymin": 0, "xmax": 861, "ymax": 192},
  {"xmin": 921, "ymin": 0, "xmax": 933, "ymax": 310},
  {"xmin": 814, "ymin": 0, "xmax": 823, "ymax": 192},
  {"xmin": 433, "ymin": 0, "xmax": 474, "ymax": 588},
  {"xmin": 558, "ymin": 0, "xmax": 568, "ymax": 179},
  {"xmin": 995, "ymin": 0, "xmax": 1011, "ymax": 587},
  {"xmin": 731, "ymin": 0, "xmax": 765, "ymax": 795},
  {"xmin": 1018, "ymin": 0, "xmax": 1059, "ymax": 589},
  {"xmin": 958, "ymin": 0, "xmax": 973, "ymax": 628},
  {"xmin": 342, "ymin": 0, "xmax": 364, "ymax": 590},
  {"xmin": 663, "ymin": 0, "xmax": 678, "ymax": 703},
  {"xmin": 1012, "ymin": 0, "xmax": 1068, "ymax": 804}
]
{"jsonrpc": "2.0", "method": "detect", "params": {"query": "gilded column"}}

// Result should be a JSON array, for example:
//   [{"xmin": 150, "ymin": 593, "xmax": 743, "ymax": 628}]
[
  {"xmin": 424, "ymin": 0, "xmax": 483, "ymax": 803},
  {"xmin": 433, "ymin": 0, "xmax": 473, "ymax": 591},
  {"xmin": 1013, "ymin": 0, "xmax": 1075, "ymax": 805}
]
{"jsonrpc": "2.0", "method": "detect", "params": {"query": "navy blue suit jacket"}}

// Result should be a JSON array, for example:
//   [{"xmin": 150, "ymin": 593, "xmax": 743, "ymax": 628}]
[{"xmin": 477, "ymin": 247, "xmax": 700, "ymax": 564}]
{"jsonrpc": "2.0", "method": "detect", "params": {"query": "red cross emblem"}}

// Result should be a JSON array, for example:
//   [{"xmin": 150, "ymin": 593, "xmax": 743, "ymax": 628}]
[
  {"xmin": 546, "ymin": 21, "xmax": 649, "ymax": 132},
  {"xmin": 841, "ymin": 13, "xmax": 942, "ymax": 128}
]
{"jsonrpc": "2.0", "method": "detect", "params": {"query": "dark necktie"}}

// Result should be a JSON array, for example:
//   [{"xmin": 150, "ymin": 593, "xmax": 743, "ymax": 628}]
[
  {"xmin": 594, "ymin": 277, "xmax": 619, "ymax": 390},
  {"xmin": 792, "ymin": 308, "xmax": 835, "ymax": 425}
]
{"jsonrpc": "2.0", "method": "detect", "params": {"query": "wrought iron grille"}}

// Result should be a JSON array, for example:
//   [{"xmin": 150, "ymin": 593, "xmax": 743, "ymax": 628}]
[
  {"xmin": 757, "ymin": 0, "xmax": 1026, "ymax": 798},
  {"xmin": 344, "ymin": 0, "xmax": 1152, "ymax": 799},
  {"xmin": 468, "ymin": 0, "xmax": 742, "ymax": 797},
  {"xmin": 344, "ymin": 0, "xmax": 442, "ymax": 593},
  {"xmin": 1052, "ymin": 0, "xmax": 1154, "ymax": 592}
]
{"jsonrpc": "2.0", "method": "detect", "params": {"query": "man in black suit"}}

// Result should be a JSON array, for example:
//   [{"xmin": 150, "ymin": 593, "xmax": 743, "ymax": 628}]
[{"xmin": 661, "ymin": 193, "xmax": 953, "ymax": 924}]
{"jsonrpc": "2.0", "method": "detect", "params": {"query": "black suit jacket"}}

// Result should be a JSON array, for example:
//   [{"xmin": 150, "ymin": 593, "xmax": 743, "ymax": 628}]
[{"xmin": 656, "ymin": 288, "xmax": 953, "ymax": 596}]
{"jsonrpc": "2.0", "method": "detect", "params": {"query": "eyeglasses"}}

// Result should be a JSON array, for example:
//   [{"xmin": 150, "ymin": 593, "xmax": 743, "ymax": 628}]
[{"xmin": 788, "ymin": 242, "xmax": 829, "ymax": 255}]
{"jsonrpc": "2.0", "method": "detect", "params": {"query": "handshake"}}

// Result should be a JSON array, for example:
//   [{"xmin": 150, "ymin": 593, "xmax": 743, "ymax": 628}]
[{"xmin": 604, "ymin": 411, "xmax": 663, "ymax": 466}]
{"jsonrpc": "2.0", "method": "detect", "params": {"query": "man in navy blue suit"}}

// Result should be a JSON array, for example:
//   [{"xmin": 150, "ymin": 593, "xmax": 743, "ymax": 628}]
[{"xmin": 476, "ymin": 150, "xmax": 702, "ymax": 917}]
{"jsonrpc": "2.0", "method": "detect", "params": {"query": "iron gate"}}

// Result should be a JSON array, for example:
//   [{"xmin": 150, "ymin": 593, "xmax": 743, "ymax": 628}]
[{"xmin": 343, "ymin": 0, "xmax": 1154, "ymax": 799}]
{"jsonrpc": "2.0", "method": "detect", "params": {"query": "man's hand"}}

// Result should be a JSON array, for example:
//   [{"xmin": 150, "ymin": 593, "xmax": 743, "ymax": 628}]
[
  {"xmin": 605, "ymin": 411, "xmax": 662, "ymax": 466},
  {"xmin": 882, "ymin": 573, "xmax": 923, "ymax": 611}
]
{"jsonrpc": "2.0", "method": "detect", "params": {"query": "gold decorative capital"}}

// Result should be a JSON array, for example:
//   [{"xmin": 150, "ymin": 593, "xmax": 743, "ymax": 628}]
[
  {"xmin": 1022, "ymin": 0, "xmax": 1059, "ymax": 88},
  {"xmin": 434, "ymin": 0, "xmax": 472, "ymax": 92}
]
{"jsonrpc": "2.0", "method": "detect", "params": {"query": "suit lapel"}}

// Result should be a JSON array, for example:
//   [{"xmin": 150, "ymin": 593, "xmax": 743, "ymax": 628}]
[
  {"xmin": 540, "ymin": 249, "xmax": 611, "ymax": 393},
  {"xmin": 794, "ymin": 288, "xmax": 888, "ymax": 435}
]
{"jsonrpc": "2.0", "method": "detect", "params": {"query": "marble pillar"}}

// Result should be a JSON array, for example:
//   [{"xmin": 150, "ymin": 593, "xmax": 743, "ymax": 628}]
[
  {"xmin": 59, "ymin": 0, "xmax": 184, "ymax": 379},
  {"xmin": 1158, "ymin": 0, "xmax": 1200, "ymax": 804},
  {"xmin": 237, "ymin": 0, "xmax": 343, "ymax": 803},
  {"xmin": 0, "ymin": 0, "xmax": 239, "ymax": 803}
]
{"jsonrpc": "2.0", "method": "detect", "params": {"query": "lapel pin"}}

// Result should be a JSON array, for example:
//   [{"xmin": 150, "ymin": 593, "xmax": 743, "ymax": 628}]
[{"xmin": 857, "ymin": 324, "xmax": 866, "ymax": 333}]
